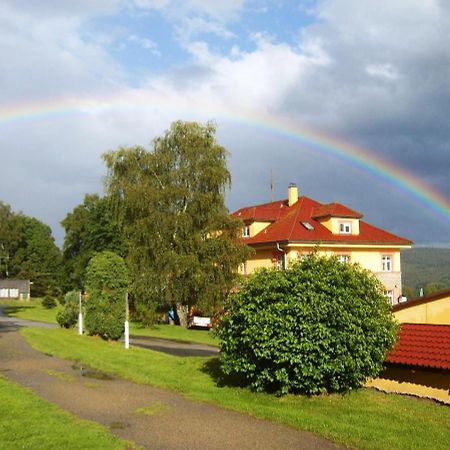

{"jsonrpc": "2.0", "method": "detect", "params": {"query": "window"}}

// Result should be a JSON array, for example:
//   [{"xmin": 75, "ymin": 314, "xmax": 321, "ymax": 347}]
[
  {"xmin": 381, "ymin": 255, "xmax": 392, "ymax": 272},
  {"xmin": 242, "ymin": 225, "xmax": 250, "ymax": 237},
  {"xmin": 276, "ymin": 254, "xmax": 285, "ymax": 270},
  {"xmin": 384, "ymin": 290, "xmax": 394, "ymax": 305},
  {"xmin": 301, "ymin": 221, "xmax": 314, "ymax": 231},
  {"xmin": 337, "ymin": 254, "xmax": 350, "ymax": 263},
  {"xmin": 339, "ymin": 222, "xmax": 352, "ymax": 234}
]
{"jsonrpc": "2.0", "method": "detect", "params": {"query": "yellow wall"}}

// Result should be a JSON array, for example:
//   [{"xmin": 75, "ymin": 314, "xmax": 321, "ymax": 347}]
[
  {"xmin": 320, "ymin": 218, "xmax": 360, "ymax": 235},
  {"xmin": 367, "ymin": 366, "xmax": 450, "ymax": 405},
  {"xmin": 250, "ymin": 221, "xmax": 271, "ymax": 236},
  {"xmin": 394, "ymin": 296, "xmax": 450, "ymax": 324},
  {"xmin": 241, "ymin": 243, "xmax": 407, "ymax": 301},
  {"xmin": 242, "ymin": 248, "xmax": 275, "ymax": 273}
]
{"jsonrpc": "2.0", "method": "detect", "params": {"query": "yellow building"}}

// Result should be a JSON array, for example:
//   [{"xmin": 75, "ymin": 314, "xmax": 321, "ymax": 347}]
[
  {"xmin": 392, "ymin": 288, "xmax": 450, "ymax": 324},
  {"xmin": 232, "ymin": 184, "xmax": 412, "ymax": 304}
]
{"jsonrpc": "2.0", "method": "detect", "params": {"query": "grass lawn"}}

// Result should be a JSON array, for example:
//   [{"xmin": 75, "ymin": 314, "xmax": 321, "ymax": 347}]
[
  {"xmin": 22, "ymin": 327, "xmax": 450, "ymax": 450},
  {"xmin": 0, "ymin": 299, "xmax": 61, "ymax": 324},
  {"xmin": 0, "ymin": 299, "xmax": 217, "ymax": 346},
  {"xmin": 0, "ymin": 375, "xmax": 134, "ymax": 450},
  {"xmin": 130, "ymin": 322, "xmax": 217, "ymax": 346}
]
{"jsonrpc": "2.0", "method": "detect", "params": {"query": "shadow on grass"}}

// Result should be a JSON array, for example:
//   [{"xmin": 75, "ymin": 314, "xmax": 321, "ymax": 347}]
[
  {"xmin": 201, "ymin": 357, "xmax": 249, "ymax": 389},
  {"xmin": 2, "ymin": 304, "xmax": 35, "ymax": 316}
]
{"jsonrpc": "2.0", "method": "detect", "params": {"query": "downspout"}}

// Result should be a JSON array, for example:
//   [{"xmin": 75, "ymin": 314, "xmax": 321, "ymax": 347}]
[{"xmin": 276, "ymin": 242, "xmax": 287, "ymax": 270}]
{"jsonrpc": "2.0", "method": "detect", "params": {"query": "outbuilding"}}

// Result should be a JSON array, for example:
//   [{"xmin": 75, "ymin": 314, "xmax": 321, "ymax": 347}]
[{"xmin": 0, "ymin": 279, "xmax": 31, "ymax": 300}]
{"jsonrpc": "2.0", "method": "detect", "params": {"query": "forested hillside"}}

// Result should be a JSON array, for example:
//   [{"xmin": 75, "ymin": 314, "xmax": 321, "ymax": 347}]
[{"xmin": 401, "ymin": 247, "xmax": 450, "ymax": 297}]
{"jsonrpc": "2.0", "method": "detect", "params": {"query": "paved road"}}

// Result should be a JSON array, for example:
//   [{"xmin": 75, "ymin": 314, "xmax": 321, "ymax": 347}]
[{"xmin": 0, "ymin": 309, "xmax": 341, "ymax": 449}]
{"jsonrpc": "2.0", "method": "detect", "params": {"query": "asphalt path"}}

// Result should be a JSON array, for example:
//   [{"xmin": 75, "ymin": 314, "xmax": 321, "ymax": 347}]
[
  {"xmin": 0, "ymin": 307, "xmax": 341, "ymax": 449},
  {"xmin": 0, "ymin": 305, "xmax": 218, "ymax": 357}
]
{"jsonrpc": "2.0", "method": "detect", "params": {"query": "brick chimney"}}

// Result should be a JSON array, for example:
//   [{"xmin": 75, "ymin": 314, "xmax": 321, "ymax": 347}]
[{"xmin": 288, "ymin": 183, "xmax": 298, "ymax": 207}]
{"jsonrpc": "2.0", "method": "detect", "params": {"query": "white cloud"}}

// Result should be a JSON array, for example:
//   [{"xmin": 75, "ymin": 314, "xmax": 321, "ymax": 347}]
[
  {"xmin": 365, "ymin": 63, "xmax": 398, "ymax": 81},
  {"xmin": 131, "ymin": 0, "xmax": 245, "ymax": 22},
  {"xmin": 128, "ymin": 34, "xmax": 160, "ymax": 54},
  {"xmin": 1, "ymin": 0, "xmax": 450, "ymax": 245}
]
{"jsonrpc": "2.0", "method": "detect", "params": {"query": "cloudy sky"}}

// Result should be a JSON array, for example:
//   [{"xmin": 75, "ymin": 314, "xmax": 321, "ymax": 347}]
[{"xmin": 1, "ymin": 0, "xmax": 449, "ymax": 247}]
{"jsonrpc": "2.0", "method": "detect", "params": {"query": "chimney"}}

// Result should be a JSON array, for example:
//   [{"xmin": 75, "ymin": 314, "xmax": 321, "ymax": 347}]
[{"xmin": 288, "ymin": 183, "xmax": 298, "ymax": 207}]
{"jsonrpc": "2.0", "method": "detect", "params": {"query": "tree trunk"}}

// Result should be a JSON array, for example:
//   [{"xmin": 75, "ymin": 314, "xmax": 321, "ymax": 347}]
[{"xmin": 176, "ymin": 304, "xmax": 189, "ymax": 328}]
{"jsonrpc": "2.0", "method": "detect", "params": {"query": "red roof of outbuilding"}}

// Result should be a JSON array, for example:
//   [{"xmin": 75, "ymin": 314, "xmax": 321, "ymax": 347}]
[
  {"xmin": 386, "ymin": 323, "xmax": 450, "ymax": 371},
  {"xmin": 232, "ymin": 196, "xmax": 412, "ymax": 246}
]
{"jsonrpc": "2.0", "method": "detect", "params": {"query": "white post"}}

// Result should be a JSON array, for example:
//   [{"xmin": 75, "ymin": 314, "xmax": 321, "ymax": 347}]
[
  {"xmin": 78, "ymin": 291, "xmax": 83, "ymax": 335},
  {"xmin": 124, "ymin": 292, "xmax": 129, "ymax": 350}
]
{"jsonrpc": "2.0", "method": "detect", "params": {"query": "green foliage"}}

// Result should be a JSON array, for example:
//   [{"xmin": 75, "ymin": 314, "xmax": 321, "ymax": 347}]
[
  {"xmin": 216, "ymin": 255, "xmax": 398, "ymax": 396},
  {"xmin": 84, "ymin": 251, "xmax": 129, "ymax": 340},
  {"xmin": 103, "ymin": 121, "xmax": 251, "ymax": 324},
  {"xmin": 61, "ymin": 194, "xmax": 127, "ymax": 290},
  {"xmin": 56, "ymin": 290, "xmax": 80, "ymax": 328},
  {"xmin": 0, "ymin": 202, "xmax": 63, "ymax": 296},
  {"xmin": 402, "ymin": 247, "xmax": 450, "ymax": 296},
  {"xmin": 41, "ymin": 295, "xmax": 57, "ymax": 309}
]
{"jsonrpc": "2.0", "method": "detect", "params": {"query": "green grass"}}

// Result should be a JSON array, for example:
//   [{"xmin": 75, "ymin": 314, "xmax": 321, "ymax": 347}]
[
  {"xmin": 130, "ymin": 322, "xmax": 217, "ymax": 346},
  {"xmin": 0, "ymin": 299, "xmax": 217, "ymax": 346},
  {"xmin": 21, "ymin": 327, "xmax": 450, "ymax": 450},
  {"xmin": 0, "ymin": 298, "xmax": 61, "ymax": 324},
  {"xmin": 0, "ymin": 375, "xmax": 134, "ymax": 450}
]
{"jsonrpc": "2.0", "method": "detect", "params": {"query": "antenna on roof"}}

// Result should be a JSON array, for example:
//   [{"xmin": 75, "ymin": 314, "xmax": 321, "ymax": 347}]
[{"xmin": 269, "ymin": 169, "xmax": 274, "ymax": 202}]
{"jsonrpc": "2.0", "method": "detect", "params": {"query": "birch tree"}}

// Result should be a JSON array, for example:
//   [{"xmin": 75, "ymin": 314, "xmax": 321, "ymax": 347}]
[{"xmin": 103, "ymin": 121, "xmax": 250, "ymax": 326}]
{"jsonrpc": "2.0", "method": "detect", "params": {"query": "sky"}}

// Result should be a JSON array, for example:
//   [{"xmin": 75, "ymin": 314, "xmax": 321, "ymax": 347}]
[{"xmin": 1, "ymin": 0, "xmax": 449, "ymax": 247}]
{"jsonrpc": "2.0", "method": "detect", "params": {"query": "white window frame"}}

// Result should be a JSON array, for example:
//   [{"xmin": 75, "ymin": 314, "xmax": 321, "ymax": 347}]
[
  {"xmin": 381, "ymin": 255, "xmax": 392, "ymax": 272},
  {"xmin": 384, "ymin": 290, "xmax": 394, "ymax": 305},
  {"xmin": 276, "ymin": 254, "xmax": 285, "ymax": 270},
  {"xmin": 339, "ymin": 221, "xmax": 352, "ymax": 234},
  {"xmin": 242, "ymin": 225, "xmax": 250, "ymax": 237},
  {"xmin": 337, "ymin": 254, "xmax": 350, "ymax": 264}
]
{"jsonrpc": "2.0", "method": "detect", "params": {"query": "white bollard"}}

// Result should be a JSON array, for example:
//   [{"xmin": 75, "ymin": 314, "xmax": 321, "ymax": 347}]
[
  {"xmin": 78, "ymin": 312, "xmax": 83, "ymax": 335},
  {"xmin": 124, "ymin": 320, "xmax": 129, "ymax": 349}
]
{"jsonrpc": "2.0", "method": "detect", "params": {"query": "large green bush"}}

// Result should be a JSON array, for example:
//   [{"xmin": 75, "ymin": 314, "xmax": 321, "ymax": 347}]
[
  {"xmin": 216, "ymin": 255, "xmax": 398, "ymax": 395},
  {"xmin": 84, "ymin": 251, "xmax": 129, "ymax": 340},
  {"xmin": 41, "ymin": 295, "xmax": 57, "ymax": 309},
  {"xmin": 56, "ymin": 290, "xmax": 80, "ymax": 328}
]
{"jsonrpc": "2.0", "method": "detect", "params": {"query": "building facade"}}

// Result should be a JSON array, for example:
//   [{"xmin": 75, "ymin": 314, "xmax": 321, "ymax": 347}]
[{"xmin": 232, "ymin": 184, "xmax": 412, "ymax": 304}]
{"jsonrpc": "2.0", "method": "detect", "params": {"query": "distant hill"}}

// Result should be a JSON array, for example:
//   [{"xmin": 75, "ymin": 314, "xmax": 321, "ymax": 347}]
[{"xmin": 401, "ymin": 247, "xmax": 450, "ymax": 296}]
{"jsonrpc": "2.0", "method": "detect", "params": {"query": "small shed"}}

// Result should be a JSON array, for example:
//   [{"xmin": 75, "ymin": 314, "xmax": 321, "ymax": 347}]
[
  {"xmin": 0, "ymin": 279, "xmax": 31, "ymax": 300},
  {"xmin": 367, "ymin": 323, "xmax": 450, "ymax": 404}
]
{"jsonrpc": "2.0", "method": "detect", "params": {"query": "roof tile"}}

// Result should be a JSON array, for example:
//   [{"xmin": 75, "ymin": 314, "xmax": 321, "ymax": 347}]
[
  {"xmin": 232, "ymin": 196, "xmax": 411, "ymax": 246},
  {"xmin": 386, "ymin": 323, "xmax": 450, "ymax": 371}
]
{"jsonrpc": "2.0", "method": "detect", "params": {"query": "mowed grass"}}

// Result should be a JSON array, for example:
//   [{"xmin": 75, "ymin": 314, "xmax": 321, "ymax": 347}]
[
  {"xmin": 22, "ymin": 327, "xmax": 450, "ymax": 450},
  {"xmin": 0, "ymin": 299, "xmax": 217, "ymax": 346},
  {"xmin": 0, "ymin": 375, "xmax": 133, "ymax": 450},
  {"xmin": 130, "ymin": 322, "xmax": 217, "ymax": 346},
  {"xmin": 0, "ymin": 299, "xmax": 61, "ymax": 324}
]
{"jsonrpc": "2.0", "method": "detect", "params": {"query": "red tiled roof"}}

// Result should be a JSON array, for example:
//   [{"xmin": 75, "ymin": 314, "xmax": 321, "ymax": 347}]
[
  {"xmin": 386, "ymin": 323, "xmax": 450, "ymax": 371},
  {"xmin": 231, "ymin": 196, "xmax": 412, "ymax": 246},
  {"xmin": 312, "ymin": 203, "xmax": 363, "ymax": 219}
]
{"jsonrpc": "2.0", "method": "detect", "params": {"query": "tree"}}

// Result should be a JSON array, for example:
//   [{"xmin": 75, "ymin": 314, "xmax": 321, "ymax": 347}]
[
  {"xmin": 0, "ymin": 202, "xmax": 22, "ymax": 278},
  {"xmin": 84, "ymin": 251, "xmax": 129, "ymax": 340},
  {"xmin": 216, "ymin": 255, "xmax": 398, "ymax": 396},
  {"xmin": 0, "ymin": 202, "xmax": 63, "ymax": 296},
  {"xmin": 56, "ymin": 290, "xmax": 80, "ymax": 329},
  {"xmin": 61, "ymin": 194, "xmax": 127, "ymax": 290},
  {"xmin": 103, "ymin": 121, "xmax": 251, "ymax": 326}
]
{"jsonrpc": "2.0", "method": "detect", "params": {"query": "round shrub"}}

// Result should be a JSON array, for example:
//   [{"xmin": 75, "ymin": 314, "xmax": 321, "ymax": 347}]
[
  {"xmin": 41, "ymin": 295, "xmax": 57, "ymax": 309},
  {"xmin": 216, "ymin": 255, "xmax": 398, "ymax": 396},
  {"xmin": 56, "ymin": 290, "xmax": 80, "ymax": 328},
  {"xmin": 84, "ymin": 251, "xmax": 129, "ymax": 340}
]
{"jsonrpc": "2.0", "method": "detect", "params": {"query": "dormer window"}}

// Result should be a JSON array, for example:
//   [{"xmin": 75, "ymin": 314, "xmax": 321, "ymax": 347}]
[
  {"xmin": 242, "ymin": 225, "xmax": 250, "ymax": 237},
  {"xmin": 339, "ymin": 222, "xmax": 352, "ymax": 234}
]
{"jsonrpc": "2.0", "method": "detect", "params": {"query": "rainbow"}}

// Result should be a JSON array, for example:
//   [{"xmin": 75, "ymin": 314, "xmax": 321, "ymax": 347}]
[{"xmin": 1, "ymin": 93, "xmax": 450, "ymax": 226}]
